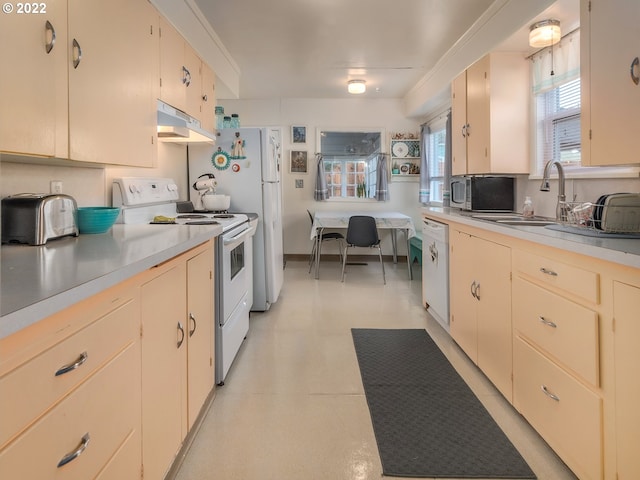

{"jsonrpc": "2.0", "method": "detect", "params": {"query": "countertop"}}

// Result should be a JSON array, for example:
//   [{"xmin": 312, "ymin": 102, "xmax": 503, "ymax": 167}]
[
  {"xmin": 1, "ymin": 223, "xmax": 222, "ymax": 339},
  {"xmin": 421, "ymin": 207, "xmax": 640, "ymax": 270}
]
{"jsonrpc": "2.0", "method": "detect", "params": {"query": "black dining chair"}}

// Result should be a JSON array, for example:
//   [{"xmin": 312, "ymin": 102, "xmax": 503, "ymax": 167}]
[
  {"xmin": 341, "ymin": 215, "xmax": 386, "ymax": 284},
  {"xmin": 308, "ymin": 210, "xmax": 345, "ymax": 274}
]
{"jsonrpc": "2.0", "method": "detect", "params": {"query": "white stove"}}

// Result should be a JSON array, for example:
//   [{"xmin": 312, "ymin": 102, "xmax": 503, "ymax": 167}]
[
  {"xmin": 112, "ymin": 177, "xmax": 248, "ymax": 231},
  {"xmin": 112, "ymin": 177, "xmax": 256, "ymax": 386}
]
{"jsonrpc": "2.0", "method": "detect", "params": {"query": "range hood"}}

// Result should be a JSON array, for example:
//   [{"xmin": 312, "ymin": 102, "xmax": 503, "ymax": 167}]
[{"xmin": 157, "ymin": 100, "xmax": 216, "ymax": 144}]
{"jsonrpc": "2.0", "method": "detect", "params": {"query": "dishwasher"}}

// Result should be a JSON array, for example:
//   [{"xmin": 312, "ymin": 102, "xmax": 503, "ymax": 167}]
[{"xmin": 422, "ymin": 218, "xmax": 449, "ymax": 332}]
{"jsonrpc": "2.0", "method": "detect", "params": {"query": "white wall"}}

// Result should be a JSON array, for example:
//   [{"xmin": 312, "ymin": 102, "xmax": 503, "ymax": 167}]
[
  {"xmin": 0, "ymin": 142, "xmax": 189, "ymax": 207},
  {"xmin": 216, "ymin": 98, "xmax": 423, "ymax": 256}
]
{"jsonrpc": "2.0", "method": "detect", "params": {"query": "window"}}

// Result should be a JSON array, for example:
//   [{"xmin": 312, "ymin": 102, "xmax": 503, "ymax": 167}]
[
  {"xmin": 318, "ymin": 129, "xmax": 383, "ymax": 199},
  {"xmin": 425, "ymin": 119, "xmax": 447, "ymax": 203},
  {"xmin": 535, "ymin": 77, "xmax": 581, "ymax": 172}
]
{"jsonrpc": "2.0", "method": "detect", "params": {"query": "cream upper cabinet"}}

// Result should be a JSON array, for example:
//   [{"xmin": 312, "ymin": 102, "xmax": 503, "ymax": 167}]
[
  {"xmin": 612, "ymin": 280, "xmax": 640, "ymax": 480},
  {"xmin": 581, "ymin": 0, "xmax": 640, "ymax": 166},
  {"xmin": 159, "ymin": 16, "xmax": 213, "ymax": 129},
  {"xmin": 449, "ymin": 228, "xmax": 513, "ymax": 401},
  {"xmin": 68, "ymin": 0, "xmax": 157, "ymax": 167},
  {"xmin": 451, "ymin": 53, "xmax": 530, "ymax": 175},
  {"xmin": 451, "ymin": 71, "xmax": 468, "ymax": 176},
  {"xmin": 1, "ymin": 0, "xmax": 157, "ymax": 166},
  {"xmin": 0, "ymin": 0, "xmax": 68, "ymax": 158},
  {"xmin": 200, "ymin": 62, "xmax": 216, "ymax": 133}
]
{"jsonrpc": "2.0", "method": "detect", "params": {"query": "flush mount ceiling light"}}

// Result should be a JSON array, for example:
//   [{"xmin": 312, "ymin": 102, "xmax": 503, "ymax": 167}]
[
  {"xmin": 347, "ymin": 80, "xmax": 366, "ymax": 94},
  {"xmin": 529, "ymin": 19, "xmax": 561, "ymax": 48}
]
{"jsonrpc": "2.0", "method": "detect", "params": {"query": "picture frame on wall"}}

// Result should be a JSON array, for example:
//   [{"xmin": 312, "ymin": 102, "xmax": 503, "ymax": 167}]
[
  {"xmin": 290, "ymin": 150, "xmax": 308, "ymax": 173},
  {"xmin": 291, "ymin": 125, "xmax": 307, "ymax": 144}
]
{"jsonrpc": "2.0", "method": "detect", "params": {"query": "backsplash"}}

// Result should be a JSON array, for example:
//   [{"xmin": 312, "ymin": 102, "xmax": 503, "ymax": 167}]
[{"xmin": 517, "ymin": 176, "xmax": 640, "ymax": 217}]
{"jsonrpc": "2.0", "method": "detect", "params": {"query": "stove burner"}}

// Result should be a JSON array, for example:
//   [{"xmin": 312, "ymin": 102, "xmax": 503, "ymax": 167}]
[
  {"xmin": 213, "ymin": 214, "xmax": 235, "ymax": 219},
  {"xmin": 177, "ymin": 214, "xmax": 207, "ymax": 219},
  {"xmin": 185, "ymin": 220, "xmax": 221, "ymax": 225}
]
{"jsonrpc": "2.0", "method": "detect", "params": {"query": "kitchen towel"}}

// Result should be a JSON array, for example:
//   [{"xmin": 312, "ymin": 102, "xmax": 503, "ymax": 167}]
[{"xmin": 352, "ymin": 328, "xmax": 536, "ymax": 478}]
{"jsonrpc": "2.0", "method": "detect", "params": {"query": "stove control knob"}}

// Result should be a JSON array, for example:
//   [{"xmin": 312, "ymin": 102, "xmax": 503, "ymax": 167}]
[
  {"xmin": 128, "ymin": 184, "xmax": 140, "ymax": 194},
  {"xmin": 167, "ymin": 183, "xmax": 178, "ymax": 192}
]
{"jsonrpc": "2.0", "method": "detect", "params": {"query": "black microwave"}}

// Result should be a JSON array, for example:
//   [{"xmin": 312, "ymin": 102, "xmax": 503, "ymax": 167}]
[{"xmin": 450, "ymin": 176, "xmax": 515, "ymax": 212}]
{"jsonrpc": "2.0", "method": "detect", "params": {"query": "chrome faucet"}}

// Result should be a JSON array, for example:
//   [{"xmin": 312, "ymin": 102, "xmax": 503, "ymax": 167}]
[{"xmin": 540, "ymin": 160, "xmax": 569, "ymax": 222}]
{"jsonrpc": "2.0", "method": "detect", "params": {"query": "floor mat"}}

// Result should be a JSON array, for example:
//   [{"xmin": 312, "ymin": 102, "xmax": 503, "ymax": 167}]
[{"xmin": 352, "ymin": 328, "xmax": 536, "ymax": 478}]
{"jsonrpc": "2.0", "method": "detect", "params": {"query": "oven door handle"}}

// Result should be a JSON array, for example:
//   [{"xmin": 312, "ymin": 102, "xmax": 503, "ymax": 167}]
[{"xmin": 223, "ymin": 228, "xmax": 253, "ymax": 249}]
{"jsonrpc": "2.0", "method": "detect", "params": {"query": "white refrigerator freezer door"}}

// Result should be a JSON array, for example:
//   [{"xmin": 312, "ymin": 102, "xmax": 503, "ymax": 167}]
[
  {"xmin": 262, "ymin": 181, "xmax": 284, "ymax": 304},
  {"xmin": 262, "ymin": 128, "xmax": 281, "ymax": 183}
]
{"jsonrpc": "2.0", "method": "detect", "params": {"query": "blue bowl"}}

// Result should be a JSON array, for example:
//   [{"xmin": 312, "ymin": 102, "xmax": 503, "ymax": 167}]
[{"xmin": 77, "ymin": 207, "xmax": 120, "ymax": 234}]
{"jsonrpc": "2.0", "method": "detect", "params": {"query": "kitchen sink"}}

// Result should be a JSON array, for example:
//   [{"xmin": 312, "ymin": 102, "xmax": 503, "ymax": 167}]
[{"xmin": 470, "ymin": 213, "xmax": 557, "ymax": 226}]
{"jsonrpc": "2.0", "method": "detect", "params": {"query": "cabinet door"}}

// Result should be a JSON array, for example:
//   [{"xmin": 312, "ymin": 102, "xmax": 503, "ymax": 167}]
[
  {"xmin": 0, "ymin": 0, "xmax": 68, "ymax": 157},
  {"xmin": 582, "ymin": 0, "xmax": 640, "ymax": 166},
  {"xmin": 613, "ymin": 281, "xmax": 640, "ymax": 480},
  {"xmin": 200, "ymin": 62, "xmax": 216, "ymax": 133},
  {"xmin": 141, "ymin": 262, "xmax": 187, "ymax": 480},
  {"xmin": 159, "ymin": 16, "xmax": 186, "ymax": 111},
  {"xmin": 184, "ymin": 46, "xmax": 203, "ymax": 122},
  {"xmin": 466, "ymin": 55, "xmax": 491, "ymax": 174},
  {"xmin": 186, "ymin": 248, "xmax": 214, "ymax": 430},
  {"xmin": 68, "ymin": 0, "xmax": 156, "ymax": 167},
  {"xmin": 449, "ymin": 230, "xmax": 478, "ymax": 362},
  {"xmin": 476, "ymin": 237, "xmax": 512, "ymax": 401},
  {"xmin": 451, "ymin": 71, "xmax": 468, "ymax": 176}
]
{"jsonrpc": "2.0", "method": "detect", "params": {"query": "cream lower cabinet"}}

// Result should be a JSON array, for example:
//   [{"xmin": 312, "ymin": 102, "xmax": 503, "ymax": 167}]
[
  {"xmin": 141, "ymin": 241, "xmax": 214, "ymax": 480},
  {"xmin": 449, "ymin": 228, "xmax": 512, "ymax": 401},
  {"xmin": 612, "ymin": 281, "xmax": 640, "ymax": 480},
  {"xmin": 0, "ymin": 279, "xmax": 142, "ymax": 479},
  {"xmin": 512, "ymin": 249, "xmax": 602, "ymax": 480}
]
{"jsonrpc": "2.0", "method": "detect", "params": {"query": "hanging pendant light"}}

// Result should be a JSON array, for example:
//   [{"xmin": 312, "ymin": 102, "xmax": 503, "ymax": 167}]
[
  {"xmin": 529, "ymin": 19, "xmax": 561, "ymax": 48},
  {"xmin": 347, "ymin": 80, "xmax": 366, "ymax": 94}
]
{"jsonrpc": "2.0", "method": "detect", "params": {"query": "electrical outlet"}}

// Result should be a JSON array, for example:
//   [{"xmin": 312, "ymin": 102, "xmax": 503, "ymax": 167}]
[{"xmin": 50, "ymin": 181, "xmax": 63, "ymax": 194}]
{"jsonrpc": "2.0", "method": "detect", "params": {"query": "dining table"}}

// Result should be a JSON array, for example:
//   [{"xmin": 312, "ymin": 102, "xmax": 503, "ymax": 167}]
[{"xmin": 310, "ymin": 211, "xmax": 417, "ymax": 280}]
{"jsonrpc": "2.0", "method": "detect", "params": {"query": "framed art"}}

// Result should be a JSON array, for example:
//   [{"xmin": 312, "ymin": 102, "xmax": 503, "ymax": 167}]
[
  {"xmin": 290, "ymin": 150, "xmax": 308, "ymax": 173},
  {"xmin": 291, "ymin": 125, "xmax": 307, "ymax": 144}
]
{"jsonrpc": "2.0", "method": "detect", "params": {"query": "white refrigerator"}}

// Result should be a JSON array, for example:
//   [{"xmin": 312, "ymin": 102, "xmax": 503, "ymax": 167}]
[{"xmin": 188, "ymin": 127, "xmax": 284, "ymax": 311}]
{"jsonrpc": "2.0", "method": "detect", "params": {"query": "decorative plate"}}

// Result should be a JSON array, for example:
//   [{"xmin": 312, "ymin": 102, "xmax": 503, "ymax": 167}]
[
  {"xmin": 392, "ymin": 141, "xmax": 409, "ymax": 158},
  {"xmin": 212, "ymin": 149, "xmax": 230, "ymax": 170}
]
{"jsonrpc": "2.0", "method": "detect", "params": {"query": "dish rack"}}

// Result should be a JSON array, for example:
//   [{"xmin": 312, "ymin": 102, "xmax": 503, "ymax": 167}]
[{"xmin": 560, "ymin": 200, "xmax": 640, "ymax": 234}]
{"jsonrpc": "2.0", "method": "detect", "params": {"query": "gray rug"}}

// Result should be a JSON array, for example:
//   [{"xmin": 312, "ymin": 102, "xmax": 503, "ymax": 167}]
[{"xmin": 352, "ymin": 328, "xmax": 536, "ymax": 478}]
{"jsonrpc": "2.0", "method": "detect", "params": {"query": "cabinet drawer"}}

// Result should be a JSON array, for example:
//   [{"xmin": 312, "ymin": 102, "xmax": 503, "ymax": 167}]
[
  {"xmin": 514, "ymin": 338, "xmax": 602, "ymax": 480},
  {"xmin": 0, "ymin": 342, "xmax": 140, "ymax": 479},
  {"xmin": 513, "ymin": 249, "xmax": 599, "ymax": 304},
  {"xmin": 0, "ymin": 298, "xmax": 138, "ymax": 448},
  {"xmin": 513, "ymin": 278, "xmax": 600, "ymax": 386}
]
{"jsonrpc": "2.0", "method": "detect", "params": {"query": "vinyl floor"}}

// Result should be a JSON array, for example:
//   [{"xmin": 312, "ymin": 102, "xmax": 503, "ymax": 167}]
[{"xmin": 174, "ymin": 258, "xmax": 578, "ymax": 480}]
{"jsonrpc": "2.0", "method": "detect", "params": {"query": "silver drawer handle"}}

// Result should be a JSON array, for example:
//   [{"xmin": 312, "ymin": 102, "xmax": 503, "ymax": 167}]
[
  {"xmin": 72, "ymin": 38, "xmax": 82, "ymax": 69},
  {"xmin": 541, "ymin": 385, "xmax": 560, "ymax": 402},
  {"xmin": 177, "ymin": 321, "xmax": 185, "ymax": 348},
  {"xmin": 539, "ymin": 267, "xmax": 558, "ymax": 277},
  {"xmin": 45, "ymin": 20, "xmax": 56, "ymax": 54},
  {"xmin": 538, "ymin": 316, "xmax": 558, "ymax": 328},
  {"xmin": 55, "ymin": 352, "xmax": 88, "ymax": 377},
  {"xmin": 631, "ymin": 57, "xmax": 639, "ymax": 86},
  {"xmin": 57, "ymin": 433, "xmax": 90, "ymax": 468}
]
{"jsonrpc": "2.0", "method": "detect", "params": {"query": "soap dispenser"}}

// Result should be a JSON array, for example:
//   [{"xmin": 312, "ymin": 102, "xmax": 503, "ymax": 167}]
[{"xmin": 522, "ymin": 196, "xmax": 534, "ymax": 218}]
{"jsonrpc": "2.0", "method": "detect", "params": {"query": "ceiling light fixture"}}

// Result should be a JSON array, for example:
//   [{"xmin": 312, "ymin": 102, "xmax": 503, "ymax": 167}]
[
  {"xmin": 347, "ymin": 80, "xmax": 366, "ymax": 94},
  {"xmin": 529, "ymin": 19, "xmax": 561, "ymax": 48}
]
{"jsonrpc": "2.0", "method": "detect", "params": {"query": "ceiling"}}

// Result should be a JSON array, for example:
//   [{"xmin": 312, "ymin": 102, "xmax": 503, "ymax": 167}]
[{"xmin": 191, "ymin": 0, "xmax": 579, "ymax": 101}]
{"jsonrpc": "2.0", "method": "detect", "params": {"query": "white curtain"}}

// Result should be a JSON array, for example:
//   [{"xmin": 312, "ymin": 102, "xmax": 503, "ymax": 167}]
[
  {"xmin": 375, "ymin": 153, "xmax": 389, "ymax": 201},
  {"xmin": 531, "ymin": 29, "xmax": 580, "ymax": 94},
  {"xmin": 418, "ymin": 124, "xmax": 430, "ymax": 204},
  {"xmin": 313, "ymin": 154, "xmax": 329, "ymax": 201}
]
